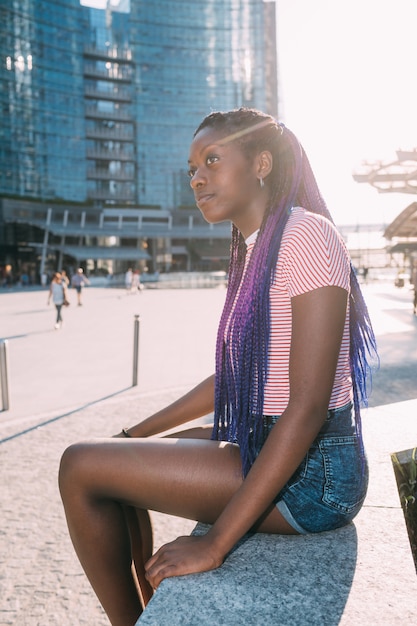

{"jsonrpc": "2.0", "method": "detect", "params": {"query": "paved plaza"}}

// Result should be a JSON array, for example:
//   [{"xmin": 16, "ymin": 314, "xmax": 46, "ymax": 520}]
[{"xmin": 1, "ymin": 282, "xmax": 417, "ymax": 625}]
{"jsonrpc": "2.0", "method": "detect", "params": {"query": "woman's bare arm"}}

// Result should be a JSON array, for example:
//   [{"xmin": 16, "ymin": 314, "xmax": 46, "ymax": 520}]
[
  {"xmin": 205, "ymin": 286, "xmax": 348, "ymax": 551},
  {"xmin": 145, "ymin": 286, "xmax": 348, "ymax": 585},
  {"xmin": 121, "ymin": 374, "xmax": 215, "ymax": 438},
  {"xmin": 206, "ymin": 286, "xmax": 348, "ymax": 550}
]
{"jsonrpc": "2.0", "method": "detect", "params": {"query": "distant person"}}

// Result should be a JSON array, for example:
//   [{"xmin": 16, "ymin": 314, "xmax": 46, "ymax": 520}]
[
  {"xmin": 125, "ymin": 267, "xmax": 133, "ymax": 293},
  {"xmin": 61, "ymin": 269, "xmax": 70, "ymax": 288},
  {"xmin": 411, "ymin": 259, "xmax": 417, "ymax": 315},
  {"xmin": 47, "ymin": 272, "xmax": 68, "ymax": 329},
  {"xmin": 71, "ymin": 268, "xmax": 90, "ymax": 306},
  {"xmin": 20, "ymin": 272, "xmax": 30, "ymax": 286},
  {"xmin": 132, "ymin": 269, "xmax": 142, "ymax": 293},
  {"xmin": 3, "ymin": 264, "xmax": 13, "ymax": 287}
]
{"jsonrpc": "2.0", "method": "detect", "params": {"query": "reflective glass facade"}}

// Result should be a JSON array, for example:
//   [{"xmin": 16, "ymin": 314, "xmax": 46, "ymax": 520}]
[
  {"xmin": 130, "ymin": 0, "xmax": 272, "ymax": 209},
  {"xmin": 0, "ymin": 0, "xmax": 86, "ymax": 201},
  {"xmin": 82, "ymin": 8, "xmax": 136, "ymax": 205},
  {"xmin": 1, "ymin": 0, "xmax": 276, "ymax": 210}
]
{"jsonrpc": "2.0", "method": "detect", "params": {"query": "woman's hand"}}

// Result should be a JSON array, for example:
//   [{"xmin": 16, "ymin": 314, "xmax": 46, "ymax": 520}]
[{"xmin": 144, "ymin": 534, "xmax": 224, "ymax": 589}]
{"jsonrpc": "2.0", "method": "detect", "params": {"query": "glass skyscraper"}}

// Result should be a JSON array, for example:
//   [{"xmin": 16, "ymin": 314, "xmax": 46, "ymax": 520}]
[
  {"xmin": 0, "ymin": 0, "xmax": 277, "ymax": 280},
  {"xmin": 0, "ymin": 0, "xmax": 86, "ymax": 202},
  {"xmin": 83, "ymin": 6, "xmax": 136, "ymax": 206},
  {"xmin": 130, "ymin": 0, "xmax": 274, "ymax": 209}
]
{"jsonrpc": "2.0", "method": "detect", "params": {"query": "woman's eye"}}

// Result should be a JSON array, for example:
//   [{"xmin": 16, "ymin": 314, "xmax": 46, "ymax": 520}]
[{"xmin": 187, "ymin": 155, "xmax": 218, "ymax": 177}]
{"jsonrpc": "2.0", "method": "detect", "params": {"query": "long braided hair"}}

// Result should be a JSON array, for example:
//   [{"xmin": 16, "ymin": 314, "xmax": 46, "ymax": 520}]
[{"xmin": 194, "ymin": 108, "xmax": 378, "ymax": 477}]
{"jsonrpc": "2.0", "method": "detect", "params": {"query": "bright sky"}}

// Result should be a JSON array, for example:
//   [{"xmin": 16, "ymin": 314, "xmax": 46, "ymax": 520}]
[
  {"xmin": 81, "ymin": 0, "xmax": 417, "ymax": 226},
  {"xmin": 276, "ymin": 0, "xmax": 417, "ymax": 226}
]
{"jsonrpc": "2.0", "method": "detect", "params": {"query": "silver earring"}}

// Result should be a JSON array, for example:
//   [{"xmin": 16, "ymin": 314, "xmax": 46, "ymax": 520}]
[{"xmin": 259, "ymin": 177, "xmax": 264, "ymax": 189}]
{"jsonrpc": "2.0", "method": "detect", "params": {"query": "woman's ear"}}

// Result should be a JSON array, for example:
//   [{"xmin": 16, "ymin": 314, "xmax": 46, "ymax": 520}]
[{"xmin": 256, "ymin": 150, "xmax": 273, "ymax": 182}]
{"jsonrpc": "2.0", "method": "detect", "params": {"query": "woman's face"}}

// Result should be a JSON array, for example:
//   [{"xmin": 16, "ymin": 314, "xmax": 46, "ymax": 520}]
[{"xmin": 188, "ymin": 126, "xmax": 267, "ymax": 237}]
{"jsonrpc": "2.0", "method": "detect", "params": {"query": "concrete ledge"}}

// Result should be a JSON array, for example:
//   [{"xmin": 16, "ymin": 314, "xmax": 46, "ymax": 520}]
[
  {"xmin": 137, "ymin": 512, "xmax": 416, "ymax": 625},
  {"xmin": 138, "ymin": 522, "xmax": 358, "ymax": 626},
  {"xmin": 137, "ymin": 404, "xmax": 417, "ymax": 625}
]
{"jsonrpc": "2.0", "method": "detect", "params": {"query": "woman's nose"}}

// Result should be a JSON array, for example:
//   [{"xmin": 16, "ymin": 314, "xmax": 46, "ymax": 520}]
[{"xmin": 190, "ymin": 169, "xmax": 205, "ymax": 189}]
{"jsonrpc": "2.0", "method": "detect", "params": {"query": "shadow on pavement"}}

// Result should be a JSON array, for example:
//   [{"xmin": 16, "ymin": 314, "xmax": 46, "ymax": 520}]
[
  {"xmin": 0, "ymin": 386, "xmax": 131, "ymax": 445},
  {"xmin": 369, "ymin": 363, "xmax": 417, "ymax": 407}
]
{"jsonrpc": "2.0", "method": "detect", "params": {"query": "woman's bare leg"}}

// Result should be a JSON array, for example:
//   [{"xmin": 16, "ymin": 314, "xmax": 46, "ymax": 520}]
[
  {"xmin": 59, "ymin": 450, "xmax": 143, "ymax": 626},
  {"xmin": 58, "ymin": 435, "xmax": 291, "ymax": 625},
  {"xmin": 123, "ymin": 505, "xmax": 154, "ymax": 607},
  {"xmin": 126, "ymin": 423, "xmax": 212, "ymax": 604}
]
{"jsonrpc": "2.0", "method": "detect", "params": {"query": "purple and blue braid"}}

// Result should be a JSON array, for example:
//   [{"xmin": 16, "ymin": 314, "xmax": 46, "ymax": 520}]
[{"xmin": 194, "ymin": 108, "xmax": 378, "ymax": 477}]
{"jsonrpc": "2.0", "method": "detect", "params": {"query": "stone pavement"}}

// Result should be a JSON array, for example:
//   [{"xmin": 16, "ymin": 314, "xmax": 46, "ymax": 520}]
[{"xmin": 1, "ymin": 283, "xmax": 417, "ymax": 625}]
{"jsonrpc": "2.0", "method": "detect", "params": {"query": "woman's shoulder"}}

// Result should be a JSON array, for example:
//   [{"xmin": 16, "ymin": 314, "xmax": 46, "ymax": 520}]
[
  {"xmin": 277, "ymin": 207, "xmax": 350, "ymax": 290},
  {"xmin": 281, "ymin": 207, "xmax": 349, "ymax": 265},
  {"xmin": 286, "ymin": 206, "xmax": 335, "ymax": 231},
  {"xmin": 284, "ymin": 207, "xmax": 345, "ymax": 246}
]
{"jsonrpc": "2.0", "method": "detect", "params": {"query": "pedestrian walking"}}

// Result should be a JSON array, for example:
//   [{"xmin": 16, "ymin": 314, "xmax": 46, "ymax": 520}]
[
  {"xmin": 125, "ymin": 267, "xmax": 133, "ymax": 293},
  {"xmin": 132, "ymin": 269, "xmax": 142, "ymax": 293},
  {"xmin": 61, "ymin": 269, "xmax": 70, "ymax": 288},
  {"xmin": 71, "ymin": 268, "xmax": 90, "ymax": 306},
  {"xmin": 47, "ymin": 272, "xmax": 68, "ymax": 329}
]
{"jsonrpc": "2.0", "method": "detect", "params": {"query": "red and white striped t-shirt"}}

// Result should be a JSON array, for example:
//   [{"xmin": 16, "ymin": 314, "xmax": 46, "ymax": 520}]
[{"xmin": 245, "ymin": 207, "xmax": 352, "ymax": 414}]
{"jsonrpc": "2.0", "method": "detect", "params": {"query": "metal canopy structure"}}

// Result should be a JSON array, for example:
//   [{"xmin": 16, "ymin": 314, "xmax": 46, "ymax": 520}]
[
  {"xmin": 384, "ymin": 202, "xmax": 417, "ymax": 239},
  {"xmin": 383, "ymin": 202, "xmax": 417, "ymax": 253},
  {"xmin": 1, "ymin": 198, "xmax": 232, "ymax": 274},
  {"xmin": 353, "ymin": 150, "xmax": 417, "ymax": 194},
  {"xmin": 57, "ymin": 246, "xmax": 150, "ymax": 262},
  {"xmin": 353, "ymin": 149, "xmax": 417, "ymax": 253}
]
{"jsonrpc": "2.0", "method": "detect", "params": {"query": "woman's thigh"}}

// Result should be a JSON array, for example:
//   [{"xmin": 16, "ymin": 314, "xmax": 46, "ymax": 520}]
[
  {"xmin": 60, "ymin": 434, "xmax": 295, "ymax": 533},
  {"xmin": 60, "ymin": 437, "xmax": 243, "ymax": 523}
]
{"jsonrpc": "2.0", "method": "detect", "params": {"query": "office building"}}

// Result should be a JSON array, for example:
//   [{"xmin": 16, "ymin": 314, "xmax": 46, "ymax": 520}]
[{"xmin": 0, "ymin": 0, "xmax": 278, "ymax": 283}]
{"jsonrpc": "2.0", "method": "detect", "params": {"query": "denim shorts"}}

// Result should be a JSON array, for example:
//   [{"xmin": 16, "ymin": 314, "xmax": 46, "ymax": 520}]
[{"xmin": 259, "ymin": 403, "xmax": 368, "ymax": 534}]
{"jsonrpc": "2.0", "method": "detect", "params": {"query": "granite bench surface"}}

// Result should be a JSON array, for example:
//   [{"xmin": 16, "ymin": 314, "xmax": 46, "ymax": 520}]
[{"xmin": 137, "ymin": 406, "xmax": 417, "ymax": 625}]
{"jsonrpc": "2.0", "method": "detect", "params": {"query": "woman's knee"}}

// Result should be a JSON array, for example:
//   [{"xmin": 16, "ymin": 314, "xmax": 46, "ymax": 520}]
[{"xmin": 58, "ymin": 441, "xmax": 96, "ymax": 499}]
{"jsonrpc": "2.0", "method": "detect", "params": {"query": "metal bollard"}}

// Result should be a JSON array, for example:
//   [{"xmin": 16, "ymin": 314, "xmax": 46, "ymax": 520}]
[
  {"xmin": 132, "ymin": 314, "xmax": 140, "ymax": 387},
  {"xmin": 0, "ymin": 339, "xmax": 10, "ymax": 411}
]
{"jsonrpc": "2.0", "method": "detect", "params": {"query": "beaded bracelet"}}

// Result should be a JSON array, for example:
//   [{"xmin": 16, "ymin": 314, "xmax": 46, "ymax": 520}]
[{"xmin": 122, "ymin": 428, "xmax": 132, "ymax": 438}]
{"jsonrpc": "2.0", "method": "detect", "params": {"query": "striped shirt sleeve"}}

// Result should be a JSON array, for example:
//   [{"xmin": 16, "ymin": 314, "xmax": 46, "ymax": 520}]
[{"xmin": 279, "ymin": 210, "xmax": 350, "ymax": 296}]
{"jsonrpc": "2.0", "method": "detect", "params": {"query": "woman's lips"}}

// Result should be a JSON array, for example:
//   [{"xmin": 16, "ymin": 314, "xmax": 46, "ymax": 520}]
[{"xmin": 196, "ymin": 193, "xmax": 214, "ymax": 207}]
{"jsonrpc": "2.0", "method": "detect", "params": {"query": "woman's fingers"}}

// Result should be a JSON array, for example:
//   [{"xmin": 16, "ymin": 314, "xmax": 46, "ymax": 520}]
[{"xmin": 144, "ymin": 535, "xmax": 222, "ymax": 588}]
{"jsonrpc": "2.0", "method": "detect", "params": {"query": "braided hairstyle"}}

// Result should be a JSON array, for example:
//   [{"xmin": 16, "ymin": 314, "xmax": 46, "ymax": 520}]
[{"xmin": 194, "ymin": 108, "xmax": 378, "ymax": 476}]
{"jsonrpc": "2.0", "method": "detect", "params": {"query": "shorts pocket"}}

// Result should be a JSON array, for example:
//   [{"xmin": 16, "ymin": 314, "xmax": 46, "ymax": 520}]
[{"xmin": 319, "ymin": 436, "xmax": 367, "ymax": 514}]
